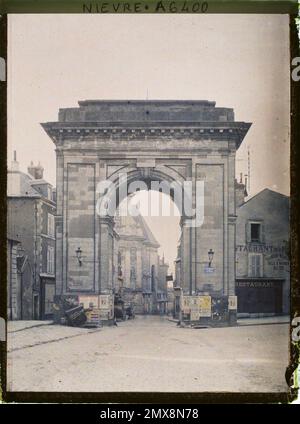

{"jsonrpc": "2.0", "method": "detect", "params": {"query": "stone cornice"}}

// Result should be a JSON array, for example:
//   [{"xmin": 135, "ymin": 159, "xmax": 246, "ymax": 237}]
[
  {"xmin": 42, "ymin": 121, "xmax": 250, "ymax": 130},
  {"xmin": 41, "ymin": 121, "xmax": 251, "ymax": 150},
  {"xmin": 78, "ymin": 99, "xmax": 217, "ymax": 107}
]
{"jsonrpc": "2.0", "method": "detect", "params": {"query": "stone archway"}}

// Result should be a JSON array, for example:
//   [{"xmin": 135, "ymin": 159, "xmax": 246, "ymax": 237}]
[
  {"xmin": 42, "ymin": 100, "xmax": 251, "ymax": 322},
  {"xmin": 95, "ymin": 166, "xmax": 188, "ymax": 296}
]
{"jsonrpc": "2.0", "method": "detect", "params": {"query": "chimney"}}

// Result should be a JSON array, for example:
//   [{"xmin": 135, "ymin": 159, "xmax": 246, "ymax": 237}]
[
  {"xmin": 11, "ymin": 150, "xmax": 19, "ymax": 171},
  {"xmin": 28, "ymin": 161, "xmax": 44, "ymax": 179}
]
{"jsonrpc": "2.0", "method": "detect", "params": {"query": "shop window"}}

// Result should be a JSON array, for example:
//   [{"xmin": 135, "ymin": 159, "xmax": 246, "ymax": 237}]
[{"xmin": 248, "ymin": 253, "xmax": 263, "ymax": 277}]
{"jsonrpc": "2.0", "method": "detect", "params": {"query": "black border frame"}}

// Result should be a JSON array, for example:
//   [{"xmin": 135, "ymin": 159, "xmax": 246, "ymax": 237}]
[{"xmin": 0, "ymin": 3, "xmax": 299, "ymax": 404}]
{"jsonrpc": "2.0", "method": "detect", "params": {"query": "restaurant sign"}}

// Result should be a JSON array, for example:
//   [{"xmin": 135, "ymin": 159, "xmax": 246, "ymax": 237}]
[
  {"xmin": 236, "ymin": 244, "xmax": 288, "ymax": 254},
  {"xmin": 236, "ymin": 280, "xmax": 281, "ymax": 289}
]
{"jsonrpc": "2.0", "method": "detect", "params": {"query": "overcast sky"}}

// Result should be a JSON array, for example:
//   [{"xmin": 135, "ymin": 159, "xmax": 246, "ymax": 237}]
[{"xmin": 7, "ymin": 14, "xmax": 290, "ymax": 271}]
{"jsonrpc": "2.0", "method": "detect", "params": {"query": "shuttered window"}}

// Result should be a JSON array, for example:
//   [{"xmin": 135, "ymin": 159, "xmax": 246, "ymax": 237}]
[
  {"xmin": 47, "ymin": 246, "xmax": 55, "ymax": 275},
  {"xmin": 248, "ymin": 253, "xmax": 263, "ymax": 277},
  {"xmin": 48, "ymin": 214, "xmax": 55, "ymax": 237}
]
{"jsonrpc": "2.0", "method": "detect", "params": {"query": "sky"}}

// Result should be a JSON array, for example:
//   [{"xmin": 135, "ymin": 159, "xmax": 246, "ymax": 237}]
[{"xmin": 7, "ymin": 14, "xmax": 290, "ymax": 272}]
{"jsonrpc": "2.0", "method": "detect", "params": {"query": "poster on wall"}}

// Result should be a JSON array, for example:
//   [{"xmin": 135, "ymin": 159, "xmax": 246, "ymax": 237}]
[
  {"xmin": 78, "ymin": 295, "xmax": 99, "ymax": 309},
  {"xmin": 228, "ymin": 296, "xmax": 238, "ymax": 310},
  {"xmin": 181, "ymin": 295, "xmax": 211, "ymax": 318},
  {"xmin": 199, "ymin": 296, "xmax": 212, "ymax": 317},
  {"xmin": 99, "ymin": 294, "xmax": 114, "ymax": 319}
]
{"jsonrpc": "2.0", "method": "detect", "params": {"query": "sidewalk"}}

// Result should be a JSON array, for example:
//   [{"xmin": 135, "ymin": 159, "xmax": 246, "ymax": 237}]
[
  {"xmin": 7, "ymin": 321, "xmax": 103, "ymax": 352},
  {"xmin": 237, "ymin": 315, "xmax": 290, "ymax": 326},
  {"xmin": 7, "ymin": 320, "xmax": 53, "ymax": 333},
  {"xmin": 167, "ymin": 315, "xmax": 290, "ymax": 326}
]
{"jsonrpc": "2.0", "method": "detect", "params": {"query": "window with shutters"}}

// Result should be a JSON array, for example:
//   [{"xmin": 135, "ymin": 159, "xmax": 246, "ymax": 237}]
[
  {"xmin": 47, "ymin": 214, "xmax": 55, "ymax": 237},
  {"xmin": 248, "ymin": 253, "xmax": 263, "ymax": 277},
  {"xmin": 47, "ymin": 246, "xmax": 55, "ymax": 275}
]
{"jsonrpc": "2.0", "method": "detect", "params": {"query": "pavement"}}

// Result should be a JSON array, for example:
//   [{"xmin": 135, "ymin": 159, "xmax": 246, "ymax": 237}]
[
  {"xmin": 167, "ymin": 315, "xmax": 290, "ymax": 326},
  {"xmin": 7, "ymin": 322, "xmax": 102, "ymax": 352},
  {"xmin": 7, "ymin": 320, "xmax": 53, "ymax": 333},
  {"xmin": 7, "ymin": 315, "xmax": 290, "ymax": 393},
  {"xmin": 237, "ymin": 315, "xmax": 290, "ymax": 326}
]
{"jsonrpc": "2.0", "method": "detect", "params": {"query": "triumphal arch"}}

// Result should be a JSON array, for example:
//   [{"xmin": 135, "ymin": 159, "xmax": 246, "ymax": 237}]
[{"xmin": 42, "ymin": 100, "xmax": 251, "ymax": 322}]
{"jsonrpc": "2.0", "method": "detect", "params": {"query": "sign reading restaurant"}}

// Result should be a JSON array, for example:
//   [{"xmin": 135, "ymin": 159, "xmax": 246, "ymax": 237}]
[
  {"xmin": 236, "ymin": 280, "xmax": 282, "ymax": 288},
  {"xmin": 235, "ymin": 243, "xmax": 288, "ymax": 254}
]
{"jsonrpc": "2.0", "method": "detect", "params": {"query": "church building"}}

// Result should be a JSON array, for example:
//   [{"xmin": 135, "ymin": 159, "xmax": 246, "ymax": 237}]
[{"xmin": 114, "ymin": 210, "xmax": 169, "ymax": 314}]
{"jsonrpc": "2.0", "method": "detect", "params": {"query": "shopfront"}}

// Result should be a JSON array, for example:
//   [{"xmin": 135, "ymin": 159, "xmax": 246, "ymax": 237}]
[{"xmin": 235, "ymin": 278, "xmax": 283, "ymax": 314}]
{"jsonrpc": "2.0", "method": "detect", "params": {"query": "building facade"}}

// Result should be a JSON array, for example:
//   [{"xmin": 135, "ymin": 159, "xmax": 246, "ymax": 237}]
[
  {"xmin": 7, "ymin": 155, "xmax": 56, "ymax": 319},
  {"xmin": 235, "ymin": 188, "xmax": 290, "ymax": 316}
]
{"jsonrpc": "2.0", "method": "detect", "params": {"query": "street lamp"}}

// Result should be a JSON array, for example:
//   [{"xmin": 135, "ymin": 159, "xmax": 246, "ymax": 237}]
[
  {"xmin": 75, "ymin": 247, "xmax": 83, "ymax": 266},
  {"xmin": 208, "ymin": 248, "xmax": 214, "ymax": 268}
]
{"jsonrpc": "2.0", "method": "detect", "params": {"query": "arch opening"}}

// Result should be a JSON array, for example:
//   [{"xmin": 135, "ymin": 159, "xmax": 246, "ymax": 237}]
[
  {"xmin": 96, "ymin": 168, "xmax": 194, "ymax": 224},
  {"xmin": 113, "ymin": 189, "xmax": 181, "ymax": 316}
]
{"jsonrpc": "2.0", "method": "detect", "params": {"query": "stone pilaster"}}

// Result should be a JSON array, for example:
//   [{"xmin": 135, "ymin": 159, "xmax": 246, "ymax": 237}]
[
  {"xmin": 98, "ymin": 216, "xmax": 115, "ymax": 294},
  {"xmin": 55, "ymin": 151, "xmax": 64, "ymax": 294},
  {"xmin": 228, "ymin": 149, "xmax": 237, "ymax": 296}
]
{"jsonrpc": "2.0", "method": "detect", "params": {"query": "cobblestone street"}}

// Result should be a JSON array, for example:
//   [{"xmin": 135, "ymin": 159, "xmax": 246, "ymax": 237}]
[{"xmin": 7, "ymin": 316, "xmax": 289, "ymax": 393}]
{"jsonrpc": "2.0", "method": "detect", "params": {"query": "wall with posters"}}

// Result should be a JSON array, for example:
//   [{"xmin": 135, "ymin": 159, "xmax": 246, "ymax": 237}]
[{"xmin": 181, "ymin": 295, "xmax": 212, "ymax": 322}]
